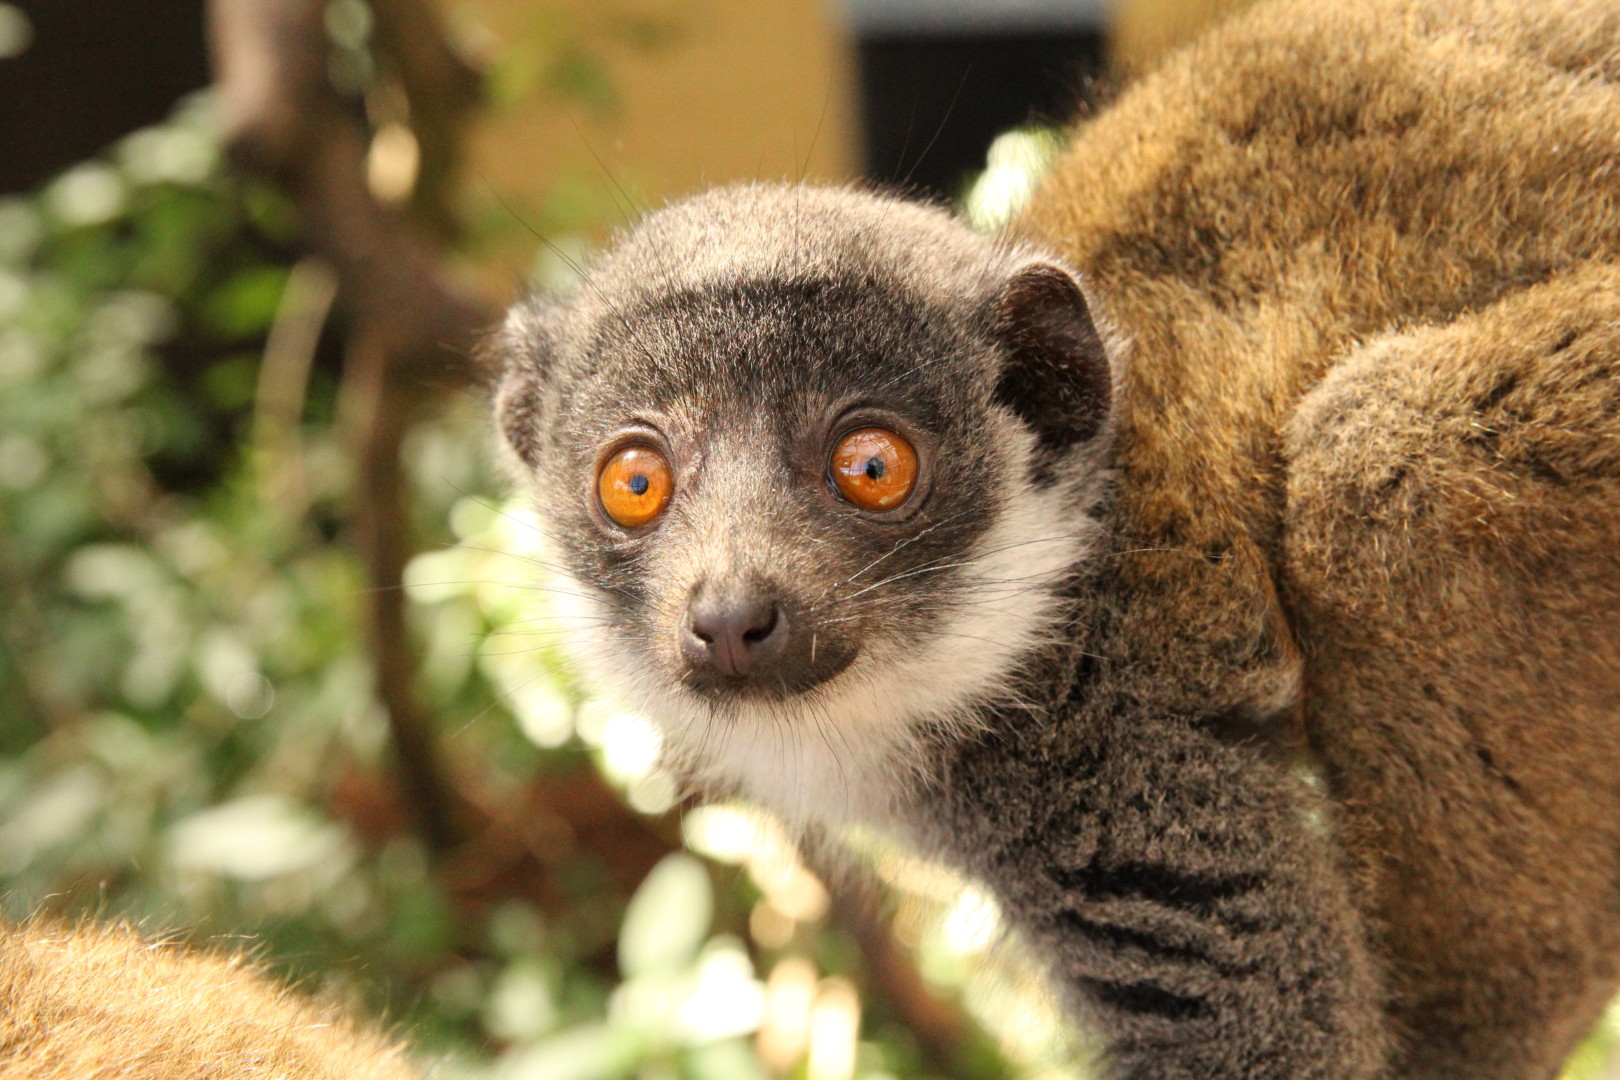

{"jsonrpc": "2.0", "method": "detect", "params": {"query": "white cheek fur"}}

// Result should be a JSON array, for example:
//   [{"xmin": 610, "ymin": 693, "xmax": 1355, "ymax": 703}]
[{"xmin": 536, "ymin": 453, "xmax": 1107, "ymax": 835}]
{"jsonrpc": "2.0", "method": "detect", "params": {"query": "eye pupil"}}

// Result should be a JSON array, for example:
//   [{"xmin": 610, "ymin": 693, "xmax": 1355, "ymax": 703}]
[
  {"xmin": 629, "ymin": 474, "xmax": 649, "ymax": 495},
  {"xmin": 863, "ymin": 457, "xmax": 885, "ymax": 481}
]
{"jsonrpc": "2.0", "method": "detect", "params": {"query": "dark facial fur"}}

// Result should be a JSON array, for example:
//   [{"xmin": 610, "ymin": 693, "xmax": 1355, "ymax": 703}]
[{"xmin": 494, "ymin": 184, "xmax": 1114, "ymax": 825}]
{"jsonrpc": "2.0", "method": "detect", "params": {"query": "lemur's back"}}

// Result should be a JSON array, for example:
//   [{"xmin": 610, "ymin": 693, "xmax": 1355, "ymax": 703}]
[
  {"xmin": 1024, "ymin": 0, "xmax": 1620, "ymax": 339},
  {"xmin": 1020, "ymin": 1, "xmax": 1620, "ymax": 1074}
]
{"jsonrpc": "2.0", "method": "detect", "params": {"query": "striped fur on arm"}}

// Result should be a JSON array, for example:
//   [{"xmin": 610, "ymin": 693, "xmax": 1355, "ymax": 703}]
[{"xmin": 921, "ymin": 705, "xmax": 1388, "ymax": 1080}]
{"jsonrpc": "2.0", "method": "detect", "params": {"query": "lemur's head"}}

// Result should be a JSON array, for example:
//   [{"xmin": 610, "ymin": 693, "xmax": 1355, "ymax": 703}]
[{"xmin": 493, "ymin": 184, "xmax": 1115, "ymax": 828}]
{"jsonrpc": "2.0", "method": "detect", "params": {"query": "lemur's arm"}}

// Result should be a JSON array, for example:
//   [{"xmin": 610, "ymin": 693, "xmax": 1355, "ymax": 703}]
[{"xmin": 919, "ymin": 700, "xmax": 1388, "ymax": 1080}]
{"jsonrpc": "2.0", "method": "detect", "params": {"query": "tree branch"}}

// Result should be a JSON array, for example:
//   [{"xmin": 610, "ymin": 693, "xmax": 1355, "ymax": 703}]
[{"xmin": 207, "ymin": 0, "xmax": 491, "ymax": 853}]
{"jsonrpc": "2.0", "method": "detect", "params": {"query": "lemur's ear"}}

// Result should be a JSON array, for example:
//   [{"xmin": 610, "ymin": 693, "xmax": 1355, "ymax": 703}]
[
  {"xmin": 991, "ymin": 263, "xmax": 1112, "ymax": 451},
  {"xmin": 488, "ymin": 297, "xmax": 558, "ymax": 471}
]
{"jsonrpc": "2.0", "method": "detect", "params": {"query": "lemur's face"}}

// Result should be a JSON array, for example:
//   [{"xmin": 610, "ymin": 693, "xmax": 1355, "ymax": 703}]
[{"xmin": 494, "ymin": 186, "xmax": 1112, "ymax": 827}]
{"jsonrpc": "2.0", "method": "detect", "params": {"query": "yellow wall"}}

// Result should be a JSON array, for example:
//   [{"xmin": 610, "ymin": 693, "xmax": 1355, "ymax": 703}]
[
  {"xmin": 445, "ymin": 0, "xmax": 858, "ymax": 293},
  {"xmin": 1108, "ymin": 0, "xmax": 1260, "ymax": 75}
]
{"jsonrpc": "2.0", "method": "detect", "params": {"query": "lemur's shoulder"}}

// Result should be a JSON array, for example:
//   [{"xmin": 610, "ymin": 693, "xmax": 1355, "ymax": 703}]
[
  {"xmin": 1024, "ymin": 0, "xmax": 1620, "ymax": 296},
  {"xmin": 1010, "ymin": 0, "xmax": 1620, "ymax": 716},
  {"xmin": 1020, "ymin": 0, "xmax": 1620, "ymax": 435}
]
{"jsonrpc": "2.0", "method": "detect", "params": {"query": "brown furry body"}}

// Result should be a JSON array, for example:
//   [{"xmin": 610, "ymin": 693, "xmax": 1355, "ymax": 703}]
[
  {"xmin": 0, "ymin": 921, "xmax": 416, "ymax": 1079},
  {"xmin": 1018, "ymin": 0, "xmax": 1620, "ymax": 1073}
]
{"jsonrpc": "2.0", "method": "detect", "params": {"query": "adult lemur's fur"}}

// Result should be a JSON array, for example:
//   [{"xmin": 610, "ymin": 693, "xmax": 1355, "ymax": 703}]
[
  {"xmin": 493, "ymin": 0, "xmax": 1620, "ymax": 1077},
  {"xmin": 0, "ymin": 921, "xmax": 416, "ymax": 1078}
]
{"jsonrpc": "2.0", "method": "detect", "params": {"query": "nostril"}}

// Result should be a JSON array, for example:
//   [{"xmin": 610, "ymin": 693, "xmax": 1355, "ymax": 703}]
[
  {"xmin": 691, "ymin": 623, "xmax": 715, "ymax": 645},
  {"xmin": 742, "ymin": 605, "xmax": 779, "ymax": 645}
]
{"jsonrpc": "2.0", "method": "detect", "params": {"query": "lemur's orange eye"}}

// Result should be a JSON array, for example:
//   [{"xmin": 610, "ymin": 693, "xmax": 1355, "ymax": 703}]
[
  {"xmin": 830, "ymin": 427, "xmax": 918, "ymax": 512},
  {"xmin": 598, "ymin": 445, "xmax": 673, "ymax": 528}
]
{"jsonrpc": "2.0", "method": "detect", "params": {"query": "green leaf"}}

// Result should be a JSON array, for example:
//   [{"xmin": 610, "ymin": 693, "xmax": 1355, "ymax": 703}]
[
  {"xmin": 618, "ymin": 854, "xmax": 713, "ymax": 978},
  {"xmin": 498, "ymin": 1021, "xmax": 642, "ymax": 1080},
  {"xmin": 486, "ymin": 957, "xmax": 561, "ymax": 1042},
  {"xmin": 167, "ymin": 794, "xmax": 351, "ymax": 881},
  {"xmin": 683, "ymin": 1040, "xmax": 770, "ymax": 1080},
  {"xmin": 0, "ymin": 765, "xmax": 105, "ymax": 874},
  {"xmin": 199, "ymin": 265, "xmax": 289, "ymax": 339}
]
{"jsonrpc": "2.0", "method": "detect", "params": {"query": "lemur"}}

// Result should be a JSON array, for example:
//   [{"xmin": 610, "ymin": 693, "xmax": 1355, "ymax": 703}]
[
  {"xmin": 0, "ymin": 920, "xmax": 417, "ymax": 1078},
  {"xmin": 492, "ymin": 0, "xmax": 1620, "ymax": 1075}
]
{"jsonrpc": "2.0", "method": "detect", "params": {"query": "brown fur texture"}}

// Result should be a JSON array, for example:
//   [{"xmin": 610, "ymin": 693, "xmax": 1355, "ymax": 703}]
[
  {"xmin": 1009, "ymin": 0, "xmax": 1620, "ymax": 1074},
  {"xmin": 0, "ymin": 921, "xmax": 417, "ymax": 1079}
]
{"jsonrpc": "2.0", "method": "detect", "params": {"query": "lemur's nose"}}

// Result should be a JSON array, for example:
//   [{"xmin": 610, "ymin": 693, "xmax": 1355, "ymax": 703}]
[{"xmin": 683, "ymin": 587, "xmax": 786, "ymax": 676}]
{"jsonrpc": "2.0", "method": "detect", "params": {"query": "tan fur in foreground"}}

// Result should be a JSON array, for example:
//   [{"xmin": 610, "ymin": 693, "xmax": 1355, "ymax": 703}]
[
  {"xmin": 1018, "ymin": 0, "xmax": 1620, "ymax": 1074},
  {"xmin": 0, "ymin": 921, "xmax": 416, "ymax": 1079}
]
